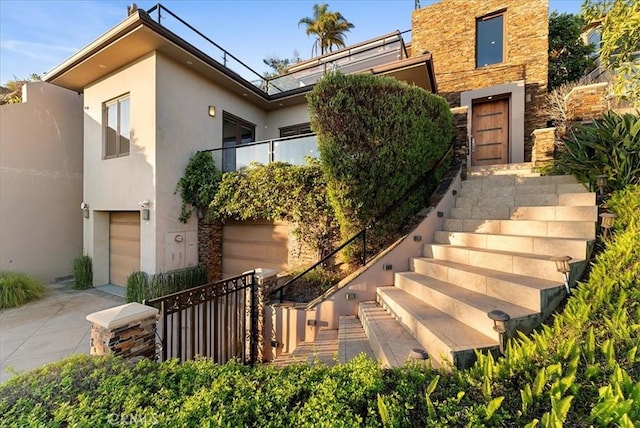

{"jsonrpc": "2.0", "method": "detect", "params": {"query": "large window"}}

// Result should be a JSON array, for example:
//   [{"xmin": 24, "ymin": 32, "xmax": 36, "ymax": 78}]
[
  {"xmin": 222, "ymin": 112, "xmax": 256, "ymax": 171},
  {"xmin": 476, "ymin": 12, "xmax": 504, "ymax": 68},
  {"xmin": 104, "ymin": 95, "xmax": 130, "ymax": 159}
]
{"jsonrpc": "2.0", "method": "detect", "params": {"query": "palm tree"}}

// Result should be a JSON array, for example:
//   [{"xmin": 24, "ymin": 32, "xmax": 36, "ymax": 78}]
[{"xmin": 299, "ymin": 3, "xmax": 355, "ymax": 56}]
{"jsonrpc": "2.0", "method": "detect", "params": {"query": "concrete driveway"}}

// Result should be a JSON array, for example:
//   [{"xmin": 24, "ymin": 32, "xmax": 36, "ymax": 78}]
[{"xmin": 0, "ymin": 281, "xmax": 124, "ymax": 384}]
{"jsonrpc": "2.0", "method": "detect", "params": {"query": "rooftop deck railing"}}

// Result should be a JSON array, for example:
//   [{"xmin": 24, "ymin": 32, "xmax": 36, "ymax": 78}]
[{"xmin": 204, "ymin": 133, "xmax": 318, "ymax": 172}]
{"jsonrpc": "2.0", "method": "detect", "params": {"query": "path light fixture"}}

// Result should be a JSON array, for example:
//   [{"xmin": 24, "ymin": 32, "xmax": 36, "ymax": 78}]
[
  {"xmin": 599, "ymin": 212, "xmax": 617, "ymax": 239},
  {"xmin": 551, "ymin": 255, "xmax": 572, "ymax": 295},
  {"xmin": 487, "ymin": 309, "xmax": 510, "ymax": 354},
  {"xmin": 595, "ymin": 174, "xmax": 608, "ymax": 197},
  {"xmin": 139, "ymin": 200, "xmax": 151, "ymax": 220}
]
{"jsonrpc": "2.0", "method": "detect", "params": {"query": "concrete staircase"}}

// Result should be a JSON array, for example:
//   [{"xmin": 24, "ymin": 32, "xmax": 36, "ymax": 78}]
[{"xmin": 354, "ymin": 164, "xmax": 597, "ymax": 369}]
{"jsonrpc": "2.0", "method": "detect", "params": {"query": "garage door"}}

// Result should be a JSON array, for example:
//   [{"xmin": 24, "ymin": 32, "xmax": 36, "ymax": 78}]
[
  {"xmin": 109, "ymin": 212, "xmax": 140, "ymax": 286},
  {"xmin": 222, "ymin": 219, "xmax": 288, "ymax": 278}
]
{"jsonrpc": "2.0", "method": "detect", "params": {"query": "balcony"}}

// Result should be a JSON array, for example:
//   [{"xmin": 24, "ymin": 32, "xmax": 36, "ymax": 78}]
[{"xmin": 206, "ymin": 133, "xmax": 318, "ymax": 172}]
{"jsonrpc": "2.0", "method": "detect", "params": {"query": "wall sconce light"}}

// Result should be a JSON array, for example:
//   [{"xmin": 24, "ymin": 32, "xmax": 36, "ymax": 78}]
[
  {"xmin": 383, "ymin": 264, "xmax": 393, "ymax": 271},
  {"xmin": 599, "ymin": 212, "xmax": 617, "ymax": 239},
  {"xmin": 595, "ymin": 174, "xmax": 608, "ymax": 197},
  {"xmin": 139, "ymin": 200, "xmax": 150, "ymax": 221},
  {"xmin": 413, "ymin": 235, "xmax": 422, "ymax": 242},
  {"xmin": 409, "ymin": 348, "xmax": 429, "ymax": 360},
  {"xmin": 487, "ymin": 309, "xmax": 510, "ymax": 354},
  {"xmin": 80, "ymin": 202, "xmax": 89, "ymax": 219},
  {"xmin": 307, "ymin": 319, "xmax": 317, "ymax": 327},
  {"xmin": 345, "ymin": 292, "xmax": 356, "ymax": 300},
  {"xmin": 551, "ymin": 255, "xmax": 572, "ymax": 294},
  {"xmin": 208, "ymin": 105, "xmax": 216, "ymax": 117}
]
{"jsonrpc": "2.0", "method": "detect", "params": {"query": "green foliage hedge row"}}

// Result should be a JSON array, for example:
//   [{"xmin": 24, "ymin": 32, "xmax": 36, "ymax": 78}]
[
  {"xmin": 2, "ymin": 186, "xmax": 638, "ymax": 426},
  {"xmin": 209, "ymin": 161, "xmax": 339, "ymax": 257},
  {"xmin": 307, "ymin": 72, "xmax": 453, "ymax": 245},
  {"xmin": 125, "ymin": 265, "xmax": 208, "ymax": 303}
]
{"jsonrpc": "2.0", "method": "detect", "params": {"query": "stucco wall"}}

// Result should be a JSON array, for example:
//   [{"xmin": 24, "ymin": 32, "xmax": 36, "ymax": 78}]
[
  {"xmin": 265, "ymin": 104, "xmax": 310, "ymax": 139},
  {"xmin": 0, "ymin": 82, "xmax": 83, "ymax": 281},
  {"xmin": 412, "ymin": 0, "xmax": 549, "ymax": 160},
  {"xmin": 83, "ymin": 53, "xmax": 158, "ymax": 284}
]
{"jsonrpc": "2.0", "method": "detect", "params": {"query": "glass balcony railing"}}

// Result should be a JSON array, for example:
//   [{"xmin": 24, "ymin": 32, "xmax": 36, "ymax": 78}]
[{"xmin": 206, "ymin": 134, "xmax": 318, "ymax": 172}]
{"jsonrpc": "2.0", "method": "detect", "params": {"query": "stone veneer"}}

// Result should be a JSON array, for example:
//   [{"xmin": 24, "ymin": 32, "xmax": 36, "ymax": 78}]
[
  {"xmin": 565, "ymin": 82, "xmax": 609, "ymax": 133},
  {"xmin": 412, "ymin": 0, "xmax": 549, "ymax": 161},
  {"xmin": 198, "ymin": 218, "xmax": 223, "ymax": 282},
  {"xmin": 531, "ymin": 127, "xmax": 556, "ymax": 168},
  {"xmin": 86, "ymin": 303, "xmax": 159, "ymax": 360}
]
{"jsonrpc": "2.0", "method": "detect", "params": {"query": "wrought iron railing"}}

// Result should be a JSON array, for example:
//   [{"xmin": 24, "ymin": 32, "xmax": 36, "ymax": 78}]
[
  {"xmin": 272, "ymin": 142, "xmax": 456, "ymax": 303},
  {"xmin": 144, "ymin": 271, "xmax": 259, "ymax": 364},
  {"xmin": 204, "ymin": 133, "xmax": 318, "ymax": 172}
]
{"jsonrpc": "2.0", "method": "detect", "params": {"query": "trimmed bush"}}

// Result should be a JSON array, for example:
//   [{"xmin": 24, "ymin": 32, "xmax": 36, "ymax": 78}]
[
  {"xmin": 176, "ymin": 151, "xmax": 222, "ymax": 223},
  {"xmin": 553, "ymin": 111, "xmax": 640, "ymax": 193},
  {"xmin": 72, "ymin": 255, "xmax": 93, "ymax": 290},
  {"xmin": 307, "ymin": 72, "xmax": 453, "ymax": 255},
  {"xmin": 125, "ymin": 265, "xmax": 207, "ymax": 303},
  {"xmin": 0, "ymin": 271, "xmax": 45, "ymax": 309}
]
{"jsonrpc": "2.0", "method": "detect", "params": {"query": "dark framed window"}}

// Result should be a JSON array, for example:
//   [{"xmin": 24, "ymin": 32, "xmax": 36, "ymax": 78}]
[
  {"xmin": 476, "ymin": 11, "xmax": 504, "ymax": 68},
  {"xmin": 222, "ymin": 112, "xmax": 256, "ymax": 171},
  {"xmin": 279, "ymin": 123, "xmax": 312, "ymax": 138},
  {"xmin": 103, "ymin": 95, "xmax": 130, "ymax": 159}
]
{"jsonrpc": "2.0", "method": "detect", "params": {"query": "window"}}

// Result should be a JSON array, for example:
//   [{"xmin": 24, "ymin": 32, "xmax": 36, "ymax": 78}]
[
  {"xmin": 104, "ymin": 95, "xmax": 130, "ymax": 159},
  {"xmin": 476, "ymin": 12, "xmax": 504, "ymax": 68},
  {"xmin": 222, "ymin": 112, "xmax": 256, "ymax": 171},
  {"xmin": 279, "ymin": 123, "xmax": 312, "ymax": 138}
]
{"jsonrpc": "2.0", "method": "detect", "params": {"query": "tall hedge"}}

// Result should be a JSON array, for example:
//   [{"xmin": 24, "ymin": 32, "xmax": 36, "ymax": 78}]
[{"xmin": 307, "ymin": 72, "xmax": 453, "ymax": 245}]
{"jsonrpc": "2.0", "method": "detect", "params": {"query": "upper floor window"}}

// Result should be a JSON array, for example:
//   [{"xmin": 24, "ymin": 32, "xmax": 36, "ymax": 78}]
[
  {"xmin": 222, "ymin": 112, "xmax": 256, "ymax": 172},
  {"xmin": 476, "ymin": 12, "xmax": 504, "ymax": 68},
  {"xmin": 104, "ymin": 95, "xmax": 130, "ymax": 159},
  {"xmin": 279, "ymin": 123, "xmax": 312, "ymax": 138}
]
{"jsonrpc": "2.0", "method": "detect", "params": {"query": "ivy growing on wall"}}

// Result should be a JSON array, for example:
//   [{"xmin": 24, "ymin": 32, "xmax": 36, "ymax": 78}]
[
  {"xmin": 176, "ymin": 151, "xmax": 222, "ymax": 223},
  {"xmin": 209, "ymin": 161, "xmax": 339, "ymax": 258}
]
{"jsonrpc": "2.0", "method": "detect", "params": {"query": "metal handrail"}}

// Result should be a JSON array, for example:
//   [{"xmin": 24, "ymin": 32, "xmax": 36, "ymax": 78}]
[{"xmin": 273, "ymin": 141, "xmax": 456, "ymax": 303}]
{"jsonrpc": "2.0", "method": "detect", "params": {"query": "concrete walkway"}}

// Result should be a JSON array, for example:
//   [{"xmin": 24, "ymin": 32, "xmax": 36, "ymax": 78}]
[{"xmin": 0, "ymin": 281, "xmax": 124, "ymax": 384}]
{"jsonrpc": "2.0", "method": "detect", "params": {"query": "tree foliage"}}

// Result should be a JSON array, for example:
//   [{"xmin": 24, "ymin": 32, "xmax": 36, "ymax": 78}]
[
  {"xmin": 582, "ymin": 0, "xmax": 640, "ymax": 105},
  {"xmin": 0, "ymin": 74, "xmax": 42, "ymax": 105},
  {"xmin": 299, "ymin": 3, "xmax": 355, "ymax": 56},
  {"xmin": 308, "ymin": 72, "xmax": 453, "ymax": 252},
  {"xmin": 548, "ymin": 12, "xmax": 595, "ymax": 90}
]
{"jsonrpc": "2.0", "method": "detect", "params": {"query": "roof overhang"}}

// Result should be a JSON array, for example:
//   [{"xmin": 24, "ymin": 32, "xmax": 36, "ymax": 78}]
[{"xmin": 43, "ymin": 10, "xmax": 437, "ymax": 111}]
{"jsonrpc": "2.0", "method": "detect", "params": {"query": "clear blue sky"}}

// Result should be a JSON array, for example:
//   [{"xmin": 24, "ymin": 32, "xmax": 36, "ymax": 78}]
[{"xmin": 0, "ymin": 0, "xmax": 585, "ymax": 86}]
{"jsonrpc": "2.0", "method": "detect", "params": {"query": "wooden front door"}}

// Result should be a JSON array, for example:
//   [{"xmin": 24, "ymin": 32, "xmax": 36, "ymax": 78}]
[
  {"xmin": 109, "ymin": 212, "xmax": 140, "ymax": 286},
  {"xmin": 471, "ymin": 98, "xmax": 509, "ymax": 166}
]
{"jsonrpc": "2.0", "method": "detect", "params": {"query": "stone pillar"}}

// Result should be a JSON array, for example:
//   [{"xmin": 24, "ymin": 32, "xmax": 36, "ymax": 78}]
[
  {"xmin": 251, "ymin": 268, "xmax": 277, "ymax": 363},
  {"xmin": 450, "ymin": 106, "xmax": 469, "ymax": 179},
  {"xmin": 198, "ymin": 219, "xmax": 223, "ymax": 282},
  {"xmin": 86, "ymin": 302, "xmax": 159, "ymax": 360},
  {"xmin": 531, "ymin": 127, "xmax": 557, "ymax": 169}
]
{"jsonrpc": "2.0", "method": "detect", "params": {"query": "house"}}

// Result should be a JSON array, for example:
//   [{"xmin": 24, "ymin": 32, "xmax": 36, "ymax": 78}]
[
  {"xmin": 411, "ymin": 0, "xmax": 549, "ymax": 165},
  {"xmin": 42, "ymin": 4, "xmax": 437, "ymax": 287},
  {"xmin": 0, "ymin": 82, "xmax": 83, "ymax": 282}
]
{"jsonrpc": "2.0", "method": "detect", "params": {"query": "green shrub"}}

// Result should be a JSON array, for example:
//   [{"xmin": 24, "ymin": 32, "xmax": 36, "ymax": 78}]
[
  {"xmin": 553, "ymin": 111, "xmax": 640, "ymax": 192},
  {"xmin": 126, "ymin": 265, "xmax": 208, "ymax": 303},
  {"xmin": 72, "ymin": 255, "xmax": 92, "ymax": 290},
  {"xmin": 176, "ymin": 151, "xmax": 222, "ymax": 223},
  {"xmin": 0, "ymin": 271, "xmax": 45, "ymax": 309},
  {"xmin": 276, "ymin": 267, "xmax": 341, "ymax": 303},
  {"xmin": 307, "ymin": 72, "xmax": 453, "ymax": 256},
  {"xmin": 210, "ymin": 161, "xmax": 339, "ymax": 258}
]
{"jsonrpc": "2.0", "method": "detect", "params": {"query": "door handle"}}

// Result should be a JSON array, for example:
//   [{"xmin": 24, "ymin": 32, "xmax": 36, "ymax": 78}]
[{"xmin": 470, "ymin": 137, "xmax": 476, "ymax": 153}]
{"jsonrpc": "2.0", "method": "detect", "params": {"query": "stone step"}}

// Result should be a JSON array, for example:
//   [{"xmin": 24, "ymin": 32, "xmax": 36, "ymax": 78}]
[
  {"xmin": 433, "ymin": 231, "xmax": 591, "ymax": 259},
  {"xmin": 376, "ymin": 287, "xmax": 497, "ymax": 369},
  {"xmin": 358, "ymin": 301, "xmax": 427, "ymax": 368},
  {"xmin": 455, "ymin": 192, "xmax": 595, "ymax": 209},
  {"xmin": 423, "ymin": 244, "xmax": 585, "ymax": 282},
  {"xmin": 443, "ymin": 218, "xmax": 596, "ymax": 239},
  {"xmin": 460, "ymin": 181, "xmax": 586, "ymax": 197},
  {"xmin": 410, "ymin": 258, "xmax": 563, "ymax": 313},
  {"xmin": 467, "ymin": 162, "xmax": 537, "ymax": 177},
  {"xmin": 394, "ymin": 272, "xmax": 540, "ymax": 339},
  {"xmin": 337, "ymin": 316, "xmax": 376, "ymax": 364},
  {"xmin": 450, "ymin": 205, "xmax": 598, "ymax": 221}
]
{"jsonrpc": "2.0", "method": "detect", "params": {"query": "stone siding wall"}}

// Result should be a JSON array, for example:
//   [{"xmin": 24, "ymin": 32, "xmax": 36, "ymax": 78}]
[
  {"xmin": 412, "ymin": 0, "xmax": 549, "ymax": 160},
  {"xmin": 198, "ymin": 218, "xmax": 223, "ymax": 282},
  {"xmin": 531, "ymin": 127, "xmax": 556, "ymax": 168},
  {"xmin": 565, "ymin": 82, "xmax": 609, "ymax": 129}
]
